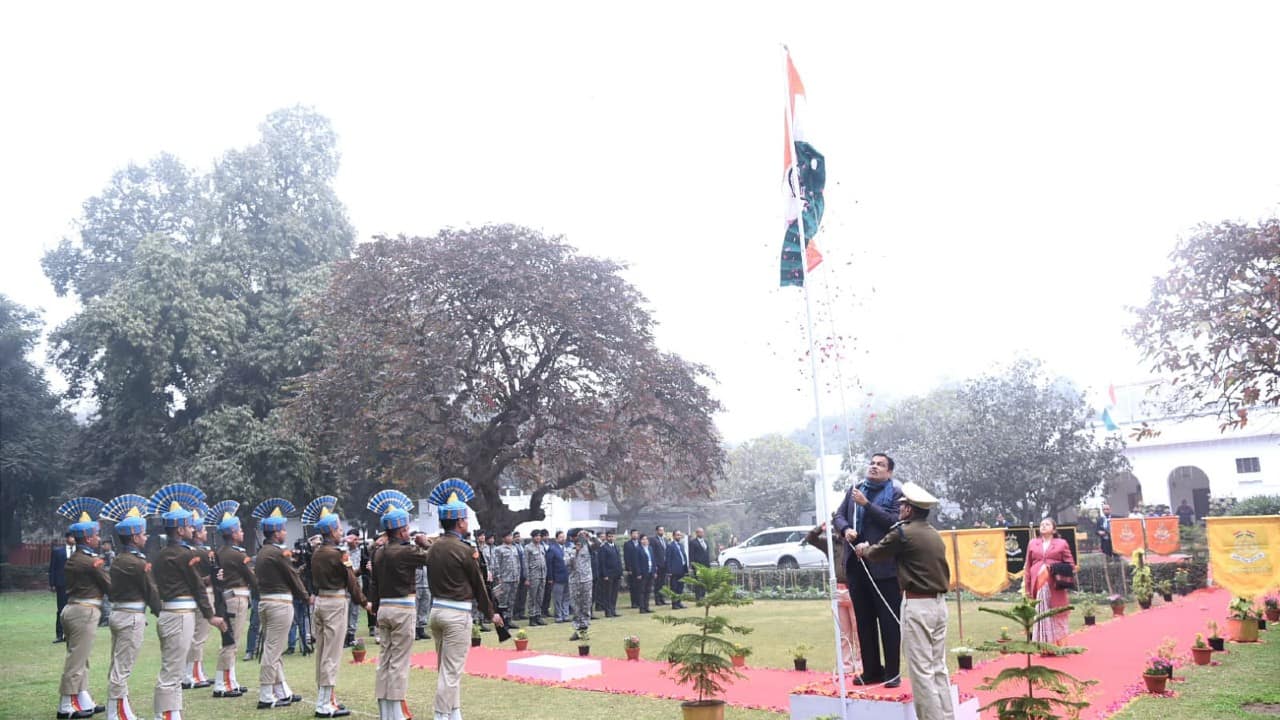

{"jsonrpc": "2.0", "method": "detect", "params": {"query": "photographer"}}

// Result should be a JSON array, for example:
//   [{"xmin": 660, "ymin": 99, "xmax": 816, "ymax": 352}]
[{"xmin": 286, "ymin": 536, "xmax": 318, "ymax": 655}]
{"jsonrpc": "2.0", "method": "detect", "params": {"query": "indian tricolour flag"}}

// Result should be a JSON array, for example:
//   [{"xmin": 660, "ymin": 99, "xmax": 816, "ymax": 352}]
[{"xmin": 780, "ymin": 47, "xmax": 826, "ymax": 288}]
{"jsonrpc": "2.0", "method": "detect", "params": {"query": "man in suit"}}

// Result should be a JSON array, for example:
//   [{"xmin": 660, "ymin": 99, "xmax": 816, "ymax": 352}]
[
  {"xmin": 598, "ymin": 531, "xmax": 622, "ymax": 617},
  {"xmin": 666, "ymin": 530, "xmax": 688, "ymax": 609},
  {"xmin": 688, "ymin": 528, "xmax": 711, "ymax": 600},
  {"xmin": 633, "ymin": 535, "xmax": 656, "ymax": 613},
  {"xmin": 652, "ymin": 526, "xmax": 669, "ymax": 606},
  {"xmin": 50, "ymin": 531, "xmax": 75, "ymax": 643},
  {"xmin": 623, "ymin": 530, "xmax": 641, "ymax": 609},
  {"xmin": 546, "ymin": 531, "xmax": 569, "ymax": 622}
]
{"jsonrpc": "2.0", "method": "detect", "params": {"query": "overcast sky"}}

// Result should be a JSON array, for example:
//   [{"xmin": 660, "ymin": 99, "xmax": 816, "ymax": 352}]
[{"xmin": 3, "ymin": 2, "xmax": 1278, "ymax": 444}]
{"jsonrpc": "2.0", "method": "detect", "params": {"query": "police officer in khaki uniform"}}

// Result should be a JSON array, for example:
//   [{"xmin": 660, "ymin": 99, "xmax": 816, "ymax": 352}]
[
  {"xmin": 424, "ymin": 479, "xmax": 500, "ymax": 720},
  {"xmin": 54, "ymin": 497, "xmax": 110, "ymax": 719},
  {"xmin": 365, "ymin": 489, "xmax": 432, "ymax": 720},
  {"xmin": 182, "ymin": 507, "xmax": 216, "ymax": 690},
  {"xmin": 149, "ymin": 484, "xmax": 226, "ymax": 720},
  {"xmin": 304, "ymin": 496, "xmax": 371, "ymax": 718},
  {"xmin": 100, "ymin": 494, "xmax": 162, "ymax": 720},
  {"xmin": 211, "ymin": 501, "xmax": 253, "ymax": 698},
  {"xmin": 854, "ymin": 482, "xmax": 954, "ymax": 720},
  {"xmin": 251, "ymin": 498, "xmax": 309, "ymax": 709}
]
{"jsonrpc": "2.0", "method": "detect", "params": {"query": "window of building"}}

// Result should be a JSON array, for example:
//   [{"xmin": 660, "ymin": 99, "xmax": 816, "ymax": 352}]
[{"xmin": 1235, "ymin": 457, "xmax": 1261, "ymax": 474}]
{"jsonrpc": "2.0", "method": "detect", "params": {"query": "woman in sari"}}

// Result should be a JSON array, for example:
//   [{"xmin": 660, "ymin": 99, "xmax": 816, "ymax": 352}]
[
  {"xmin": 1025, "ymin": 517, "xmax": 1074, "ymax": 645},
  {"xmin": 806, "ymin": 521, "xmax": 862, "ymax": 677}
]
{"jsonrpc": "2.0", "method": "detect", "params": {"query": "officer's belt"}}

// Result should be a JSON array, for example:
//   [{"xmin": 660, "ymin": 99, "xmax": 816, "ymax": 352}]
[
  {"xmin": 259, "ymin": 593, "xmax": 293, "ymax": 604},
  {"xmin": 432, "ymin": 598, "xmax": 472, "ymax": 612},
  {"xmin": 114, "ymin": 601, "xmax": 146, "ymax": 612},
  {"xmin": 380, "ymin": 596, "xmax": 416, "ymax": 607},
  {"xmin": 162, "ymin": 596, "xmax": 197, "ymax": 612},
  {"xmin": 68, "ymin": 597, "xmax": 103, "ymax": 608}
]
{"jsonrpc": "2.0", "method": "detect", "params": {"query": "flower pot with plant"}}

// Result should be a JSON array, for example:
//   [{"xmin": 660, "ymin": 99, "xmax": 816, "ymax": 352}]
[
  {"xmin": 1143, "ymin": 656, "xmax": 1172, "ymax": 693},
  {"xmin": 471, "ymin": 623, "xmax": 482, "ymax": 648},
  {"xmin": 1190, "ymin": 634, "xmax": 1212, "ymax": 665},
  {"xmin": 951, "ymin": 646, "xmax": 975, "ymax": 670},
  {"xmin": 1265, "ymin": 596, "xmax": 1279, "ymax": 622},
  {"xmin": 624, "ymin": 634, "xmax": 641, "ymax": 660},
  {"xmin": 1081, "ymin": 601, "xmax": 1097, "ymax": 626},
  {"xmin": 1155, "ymin": 637, "xmax": 1176, "ymax": 677},
  {"xmin": 577, "ymin": 628, "xmax": 590, "ymax": 656},
  {"xmin": 791, "ymin": 644, "xmax": 811, "ymax": 672},
  {"xmin": 1108, "ymin": 594, "xmax": 1126, "ymax": 617},
  {"xmin": 351, "ymin": 638, "xmax": 367, "ymax": 663},
  {"xmin": 729, "ymin": 643, "xmax": 750, "ymax": 668},
  {"xmin": 1156, "ymin": 580, "xmax": 1173, "ymax": 603},
  {"xmin": 1174, "ymin": 566, "xmax": 1191, "ymax": 596},
  {"xmin": 514, "ymin": 629, "xmax": 529, "ymax": 651},
  {"xmin": 1131, "ymin": 551, "xmax": 1154, "ymax": 609},
  {"xmin": 1206, "ymin": 620, "xmax": 1224, "ymax": 651},
  {"xmin": 975, "ymin": 596, "xmax": 1096, "ymax": 719},
  {"xmin": 655, "ymin": 564, "xmax": 754, "ymax": 720},
  {"xmin": 1227, "ymin": 596, "xmax": 1259, "ymax": 642}
]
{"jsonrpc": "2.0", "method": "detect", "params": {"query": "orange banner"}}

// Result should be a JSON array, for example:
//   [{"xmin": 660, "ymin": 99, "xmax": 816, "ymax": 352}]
[
  {"xmin": 951, "ymin": 528, "xmax": 1009, "ymax": 596},
  {"xmin": 1146, "ymin": 516, "xmax": 1181, "ymax": 555},
  {"xmin": 1110, "ymin": 518, "xmax": 1145, "ymax": 557}
]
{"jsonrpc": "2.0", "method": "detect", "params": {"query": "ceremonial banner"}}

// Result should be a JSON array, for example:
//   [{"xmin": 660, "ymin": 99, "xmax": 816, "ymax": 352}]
[
  {"xmin": 941, "ymin": 531, "xmax": 957, "ymax": 591},
  {"xmin": 1206, "ymin": 515, "xmax": 1280, "ymax": 599},
  {"xmin": 951, "ymin": 528, "xmax": 1009, "ymax": 596},
  {"xmin": 1109, "ymin": 518, "xmax": 1145, "ymax": 557},
  {"xmin": 1004, "ymin": 527, "xmax": 1031, "ymax": 577},
  {"xmin": 1146, "ymin": 516, "xmax": 1181, "ymax": 555}
]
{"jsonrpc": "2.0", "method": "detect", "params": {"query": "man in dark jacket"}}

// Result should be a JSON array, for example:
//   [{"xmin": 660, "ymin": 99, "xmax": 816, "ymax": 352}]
[
  {"xmin": 666, "ymin": 530, "xmax": 689, "ymax": 609},
  {"xmin": 546, "ymin": 532, "xmax": 569, "ymax": 622},
  {"xmin": 688, "ymin": 528, "xmax": 711, "ymax": 600},
  {"xmin": 623, "ymin": 530, "xmax": 641, "ymax": 609},
  {"xmin": 598, "ymin": 531, "xmax": 622, "ymax": 617},
  {"xmin": 833, "ymin": 452, "xmax": 904, "ymax": 688},
  {"xmin": 50, "ymin": 531, "xmax": 74, "ymax": 643}
]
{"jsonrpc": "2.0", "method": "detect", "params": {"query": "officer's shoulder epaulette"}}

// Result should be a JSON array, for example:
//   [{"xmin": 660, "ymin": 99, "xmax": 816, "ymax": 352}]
[{"xmin": 891, "ymin": 521, "xmax": 906, "ymax": 539}]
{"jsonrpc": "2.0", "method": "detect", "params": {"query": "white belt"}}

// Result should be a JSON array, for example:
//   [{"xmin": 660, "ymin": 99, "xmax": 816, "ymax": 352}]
[
  {"xmin": 380, "ymin": 596, "xmax": 416, "ymax": 607},
  {"xmin": 432, "ymin": 598, "xmax": 472, "ymax": 612},
  {"xmin": 259, "ymin": 593, "xmax": 293, "ymax": 603},
  {"xmin": 317, "ymin": 589, "xmax": 348, "ymax": 598},
  {"xmin": 69, "ymin": 597, "xmax": 103, "ymax": 608},
  {"xmin": 163, "ymin": 597, "xmax": 196, "ymax": 612},
  {"xmin": 114, "ymin": 601, "xmax": 146, "ymax": 612},
  {"xmin": 223, "ymin": 589, "xmax": 250, "ymax": 599}
]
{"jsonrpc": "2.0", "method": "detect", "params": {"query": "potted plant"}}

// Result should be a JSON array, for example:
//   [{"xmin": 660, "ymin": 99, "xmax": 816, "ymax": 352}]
[
  {"xmin": 471, "ymin": 623, "xmax": 482, "ymax": 648},
  {"xmin": 975, "ymin": 596, "xmax": 1095, "ymax": 719},
  {"xmin": 655, "ymin": 563, "xmax": 754, "ymax": 720},
  {"xmin": 1156, "ymin": 580, "xmax": 1173, "ymax": 603},
  {"xmin": 1081, "ymin": 601, "xmax": 1097, "ymax": 626},
  {"xmin": 1143, "ymin": 656, "xmax": 1172, "ymax": 693},
  {"xmin": 351, "ymin": 637, "xmax": 367, "ymax": 663},
  {"xmin": 1190, "ymin": 634, "xmax": 1212, "ymax": 666},
  {"xmin": 1206, "ymin": 620, "xmax": 1224, "ymax": 651},
  {"xmin": 577, "ymin": 628, "xmax": 590, "ymax": 656},
  {"xmin": 1174, "ymin": 567, "xmax": 1191, "ymax": 596},
  {"xmin": 1108, "ymin": 594, "xmax": 1127, "ymax": 617},
  {"xmin": 997, "ymin": 626, "xmax": 1011, "ymax": 643},
  {"xmin": 1227, "ymin": 596, "xmax": 1259, "ymax": 643},
  {"xmin": 624, "ymin": 634, "xmax": 641, "ymax": 661},
  {"xmin": 1155, "ymin": 638, "xmax": 1176, "ymax": 677},
  {"xmin": 952, "ymin": 646, "xmax": 975, "ymax": 670},
  {"xmin": 514, "ymin": 628, "xmax": 529, "ymax": 652},
  {"xmin": 729, "ymin": 643, "xmax": 750, "ymax": 669},
  {"xmin": 1265, "ymin": 596, "xmax": 1279, "ymax": 623},
  {"xmin": 791, "ymin": 644, "xmax": 812, "ymax": 672},
  {"xmin": 1131, "ymin": 551, "xmax": 1154, "ymax": 609}
]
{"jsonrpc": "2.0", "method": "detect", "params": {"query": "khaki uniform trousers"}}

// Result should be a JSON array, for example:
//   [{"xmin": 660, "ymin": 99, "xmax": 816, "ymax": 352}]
[
  {"xmin": 217, "ymin": 593, "xmax": 250, "ymax": 674},
  {"xmin": 314, "ymin": 595, "xmax": 347, "ymax": 687},
  {"xmin": 428, "ymin": 606, "xmax": 472, "ymax": 715},
  {"xmin": 186, "ymin": 587, "xmax": 214, "ymax": 670},
  {"xmin": 107, "ymin": 609, "xmax": 146, "ymax": 699},
  {"xmin": 153, "ymin": 610, "xmax": 195, "ymax": 714},
  {"xmin": 901, "ymin": 596, "xmax": 955, "ymax": 720},
  {"xmin": 258, "ymin": 598, "xmax": 294, "ymax": 689},
  {"xmin": 374, "ymin": 604, "xmax": 416, "ymax": 701},
  {"xmin": 59, "ymin": 602, "xmax": 101, "ymax": 695}
]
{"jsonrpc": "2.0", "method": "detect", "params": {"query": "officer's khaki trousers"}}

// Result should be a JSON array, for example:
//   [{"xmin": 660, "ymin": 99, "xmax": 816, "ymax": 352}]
[
  {"xmin": 314, "ymin": 595, "xmax": 347, "ymax": 686},
  {"xmin": 107, "ymin": 610, "xmax": 145, "ymax": 698},
  {"xmin": 428, "ymin": 606, "xmax": 472, "ymax": 715},
  {"xmin": 186, "ymin": 587, "xmax": 214, "ymax": 670},
  {"xmin": 217, "ymin": 593, "xmax": 249, "ymax": 674},
  {"xmin": 375, "ymin": 605, "xmax": 416, "ymax": 700},
  {"xmin": 901, "ymin": 596, "xmax": 955, "ymax": 720},
  {"xmin": 153, "ymin": 610, "xmax": 194, "ymax": 714},
  {"xmin": 59, "ymin": 602, "xmax": 100, "ymax": 694},
  {"xmin": 258, "ymin": 599, "xmax": 294, "ymax": 689}
]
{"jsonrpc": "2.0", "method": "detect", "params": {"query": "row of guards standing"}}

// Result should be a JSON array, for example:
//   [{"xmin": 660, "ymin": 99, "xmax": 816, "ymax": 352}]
[{"xmin": 52, "ymin": 477, "xmax": 493, "ymax": 720}]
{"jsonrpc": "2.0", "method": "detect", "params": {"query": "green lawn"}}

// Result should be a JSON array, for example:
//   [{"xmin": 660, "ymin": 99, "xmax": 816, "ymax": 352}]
[
  {"xmin": 1109, "ymin": 635, "xmax": 1280, "ymax": 720},
  {"xmin": 0, "ymin": 590, "xmax": 1123, "ymax": 720}
]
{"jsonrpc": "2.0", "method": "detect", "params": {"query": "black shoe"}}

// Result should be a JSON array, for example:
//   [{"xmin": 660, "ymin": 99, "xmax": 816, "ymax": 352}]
[
  {"xmin": 258, "ymin": 699, "xmax": 291, "ymax": 709},
  {"xmin": 415, "ymin": 629, "xmax": 429, "ymax": 640},
  {"xmin": 284, "ymin": 647, "xmax": 295, "ymax": 655},
  {"xmin": 315, "ymin": 709, "xmax": 351, "ymax": 718},
  {"xmin": 53, "ymin": 638, "xmax": 66, "ymax": 644},
  {"xmin": 194, "ymin": 680, "xmax": 213, "ymax": 689},
  {"xmin": 852, "ymin": 674, "xmax": 884, "ymax": 686},
  {"xmin": 214, "ymin": 689, "xmax": 245, "ymax": 698},
  {"xmin": 569, "ymin": 632, "xmax": 580, "ymax": 641},
  {"xmin": 181, "ymin": 682, "xmax": 193, "ymax": 690},
  {"xmin": 238, "ymin": 686, "xmax": 250, "ymax": 693},
  {"xmin": 92, "ymin": 706, "xmax": 105, "ymax": 715},
  {"xmin": 55, "ymin": 711, "xmax": 94, "ymax": 719},
  {"xmin": 289, "ymin": 694, "xmax": 303, "ymax": 703},
  {"xmin": 883, "ymin": 677, "xmax": 902, "ymax": 689},
  {"xmin": 505, "ymin": 623, "xmax": 519, "ymax": 630}
]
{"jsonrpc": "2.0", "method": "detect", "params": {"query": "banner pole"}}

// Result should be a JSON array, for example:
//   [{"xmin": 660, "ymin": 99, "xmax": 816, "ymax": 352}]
[{"xmin": 951, "ymin": 531, "xmax": 964, "ymax": 641}]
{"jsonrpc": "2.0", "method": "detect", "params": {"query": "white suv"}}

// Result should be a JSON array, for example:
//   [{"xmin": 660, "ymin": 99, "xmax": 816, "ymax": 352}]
[{"xmin": 717, "ymin": 525, "xmax": 830, "ymax": 570}]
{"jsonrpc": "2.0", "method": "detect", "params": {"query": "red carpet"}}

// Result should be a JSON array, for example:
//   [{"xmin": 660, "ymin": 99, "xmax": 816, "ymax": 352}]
[{"xmin": 408, "ymin": 588, "xmax": 1233, "ymax": 717}]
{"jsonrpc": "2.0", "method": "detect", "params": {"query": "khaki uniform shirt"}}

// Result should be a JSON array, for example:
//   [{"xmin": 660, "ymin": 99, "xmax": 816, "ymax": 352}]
[
  {"xmin": 425, "ymin": 533, "xmax": 493, "ymax": 616},
  {"xmin": 66, "ymin": 546, "xmax": 111, "ymax": 599},
  {"xmin": 109, "ymin": 547, "xmax": 162, "ymax": 614},
  {"xmin": 153, "ymin": 542, "xmax": 215, "ymax": 618},
  {"xmin": 370, "ymin": 539, "xmax": 430, "ymax": 611},
  {"xmin": 215, "ymin": 544, "xmax": 257, "ymax": 593},
  {"xmin": 312, "ymin": 541, "xmax": 366, "ymax": 604},
  {"xmin": 255, "ymin": 543, "xmax": 309, "ymax": 601},
  {"xmin": 862, "ymin": 518, "xmax": 950, "ymax": 595}
]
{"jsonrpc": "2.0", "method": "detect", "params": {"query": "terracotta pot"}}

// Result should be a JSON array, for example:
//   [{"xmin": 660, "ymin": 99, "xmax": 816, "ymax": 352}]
[
  {"xmin": 680, "ymin": 700, "xmax": 725, "ymax": 720},
  {"xmin": 514, "ymin": 639, "xmax": 529, "ymax": 651},
  {"xmin": 957, "ymin": 654, "xmax": 973, "ymax": 670},
  {"xmin": 730, "ymin": 655, "xmax": 746, "ymax": 668},
  {"xmin": 578, "ymin": 645, "xmax": 590, "ymax": 656},
  {"xmin": 1143, "ymin": 672, "xmax": 1168, "ymax": 693},
  {"xmin": 625, "ymin": 647, "xmax": 640, "ymax": 661},
  {"xmin": 1191, "ymin": 647, "xmax": 1212, "ymax": 665},
  {"xmin": 1083, "ymin": 615, "xmax": 1096, "ymax": 626},
  {"xmin": 1227, "ymin": 617, "xmax": 1259, "ymax": 643},
  {"xmin": 1209, "ymin": 637, "xmax": 1225, "ymax": 651},
  {"xmin": 471, "ymin": 637, "xmax": 482, "ymax": 647},
  {"xmin": 352, "ymin": 649, "xmax": 366, "ymax": 663},
  {"xmin": 1266, "ymin": 608, "xmax": 1279, "ymax": 622},
  {"xmin": 793, "ymin": 658, "xmax": 807, "ymax": 671},
  {"xmin": 1111, "ymin": 605, "xmax": 1126, "ymax": 617}
]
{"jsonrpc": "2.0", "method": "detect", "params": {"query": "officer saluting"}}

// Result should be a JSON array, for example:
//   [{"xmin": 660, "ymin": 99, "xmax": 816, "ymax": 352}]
[
  {"xmin": 54, "ymin": 497, "xmax": 110, "ymax": 720},
  {"xmin": 303, "ymin": 496, "xmax": 371, "ymax": 718},
  {"xmin": 854, "ymin": 482, "xmax": 954, "ymax": 720},
  {"xmin": 100, "ymin": 494, "xmax": 161, "ymax": 720},
  {"xmin": 211, "ymin": 500, "xmax": 253, "ymax": 699},
  {"xmin": 251, "ymin": 498, "xmax": 309, "ymax": 710}
]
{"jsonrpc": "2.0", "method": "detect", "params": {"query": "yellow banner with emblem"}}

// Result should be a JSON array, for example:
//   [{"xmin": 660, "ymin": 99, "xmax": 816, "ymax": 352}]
[
  {"xmin": 940, "ymin": 528, "xmax": 1009, "ymax": 597},
  {"xmin": 1206, "ymin": 516, "xmax": 1280, "ymax": 600}
]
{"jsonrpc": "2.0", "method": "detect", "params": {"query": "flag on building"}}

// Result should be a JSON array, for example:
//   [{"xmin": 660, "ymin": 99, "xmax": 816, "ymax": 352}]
[
  {"xmin": 1101, "ymin": 407, "xmax": 1118, "ymax": 431},
  {"xmin": 780, "ymin": 48, "xmax": 825, "ymax": 287}
]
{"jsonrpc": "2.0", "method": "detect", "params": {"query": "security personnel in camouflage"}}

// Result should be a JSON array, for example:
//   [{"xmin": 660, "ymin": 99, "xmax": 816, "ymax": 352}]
[
  {"xmin": 524, "ymin": 531, "xmax": 548, "ymax": 626},
  {"xmin": 565, "ymin": 529, "xmax": 599, "ymax": 641},
  {"xmin": 491, "ymin": 530, "xmax": 521, "ymax": 627}
]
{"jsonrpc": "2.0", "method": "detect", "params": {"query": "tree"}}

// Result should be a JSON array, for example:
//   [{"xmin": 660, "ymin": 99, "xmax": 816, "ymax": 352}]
[
  {"xmin": 0, "ymin": 296, "xmax": 76, "ymax": 558},
  {"xmin": 721, "ymin": 434, "xmax": 814, "ymax": 534},
  {"xmin": 288, "ymin": 225, "xmax": 721, "ymax": 531},
  {"xmin": 1128, "ymin": 217, "xmax": 1280, "ymax": 429},
  {"xmin": 852, "ymin": 360, "xmax": 1129, "ymax": 524}
]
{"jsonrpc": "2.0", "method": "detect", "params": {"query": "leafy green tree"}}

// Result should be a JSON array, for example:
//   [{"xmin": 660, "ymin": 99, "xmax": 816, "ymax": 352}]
[
  {"xmin": 1128, "ymin": 217, "xmax": 1280, "ymax": 429},
  {"xmin": 722, "ymin": 434, "xmax": 814, "ymax": 533},
  {"xmin": 977, "ymin": 597, "xmax": 1095, "ymax": 720}
]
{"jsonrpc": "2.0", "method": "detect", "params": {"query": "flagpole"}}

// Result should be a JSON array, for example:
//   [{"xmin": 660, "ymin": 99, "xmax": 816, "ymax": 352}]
[
  {"xmin": 784, "ymin": 44, "xmax": 849, "ymax": 720},
  {"xmin": 952, "ymin": 531, "xmax": 964, "ymax": 640}
]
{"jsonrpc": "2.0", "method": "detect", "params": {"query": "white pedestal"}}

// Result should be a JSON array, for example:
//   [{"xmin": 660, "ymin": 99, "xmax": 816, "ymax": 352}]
[
  {"xmin": 789, "ymin": 684, "xmax": 979, "ymax": 720},
  {"xmin": 506, "ymin": 654, "xmax": 603, "ymax": 682}
]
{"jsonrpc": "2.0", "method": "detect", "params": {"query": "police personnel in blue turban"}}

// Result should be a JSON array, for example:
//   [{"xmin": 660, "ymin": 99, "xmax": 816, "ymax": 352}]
[
  {"xmin": 54, "ymin": 497, "xmax": 110, "ymax": 719},
  {"xmin": 251, "ymin": 498, "xmax": 309, "ymax": 709},
  {"xmin": 148, "ymin": 484, "xmax": 227, "ymax": 720},
  {"xmin": 854, "ymin": 482, "xmax": 954, "ymax": 720},
  {"xmin": 425, "ymin": 479, "xmax": 500, "ymax": 720},
  {"xmin": 183, "ymin": 505, "xmax": 216, "ymax": 691},
  {"xmin": 304, "ymin": 496, "xmax": 371, "ymax": 718},
  {"xmin": 100, "ymin": 495, "xmax": 161, "ymax": 720},
  {"xmin": 365, "ymin": 489, "xmax": 432, "ymax": 720},
  {"xmin": 211, "ymin": 500, "xmax": 253, "ymax": 699}
]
